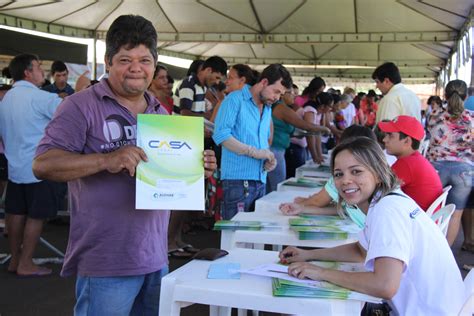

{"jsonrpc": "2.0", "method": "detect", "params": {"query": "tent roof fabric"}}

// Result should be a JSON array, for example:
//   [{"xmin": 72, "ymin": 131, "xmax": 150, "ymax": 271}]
[
  {"xmin": 0, "ymin": 28, "xmax": 88, "ymax": 64},
  {"xmin": 0, "ymin": 0, "xmax": 472, "ymax": 81}
]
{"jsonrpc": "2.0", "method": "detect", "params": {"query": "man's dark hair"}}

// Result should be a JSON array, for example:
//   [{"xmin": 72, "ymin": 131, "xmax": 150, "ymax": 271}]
[
  {"xmin": 231, "ymin": 64, "xmax": 256, "ymax": 86},
  {"xmin": 302, "ymin": 76, "xmax": 326, "ymax": 99},
  {"xmin": 51, "ymin": 60, "xmax": 68, "ymax": 75},
  {"xmin": 105, "ymin": 15, "xmax": 157, "ymax": 65},
  {"xmin": 398, "ymin": 132, "xmax": 420, "ymax": 150},
  {"xmin": 252, "ymin": 69, "xmax": 260, "ymax": 84},
  {"xmin": 292, "ymin": 83, "xmax": 299, "ymax": 90},
  {"xmin": 371, "ymin": 62, "xmax": 401, "ymax": 84},
  {"xmin": 8, "ymin": 53, "xmax": 39, "ymax": 81},
  {"xmin": 2, "ymin": 67, "xmax": 11, "ymax": 78},
  {"xmin": 259, "ymin": 64, "xmax": 292, "ymax": 89},
  {"xmin": 202, "ymin": 56, "xmax": 228, "ymax": 76},
  {"xmin": 167, "ymin": 75, "xmax": 174, "ymax": 84}
]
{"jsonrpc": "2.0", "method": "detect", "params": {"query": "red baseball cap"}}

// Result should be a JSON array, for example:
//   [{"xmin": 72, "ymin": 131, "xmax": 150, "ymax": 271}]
[{"xmin": 377, "ymin": 115, "xmax": 425, "ymax": 141}]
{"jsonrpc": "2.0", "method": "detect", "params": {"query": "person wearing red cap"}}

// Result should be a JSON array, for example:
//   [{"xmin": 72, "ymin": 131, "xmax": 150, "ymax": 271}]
[{"xmin": 378, "ymin": 115, "xmax": 442, "ymax": 212}]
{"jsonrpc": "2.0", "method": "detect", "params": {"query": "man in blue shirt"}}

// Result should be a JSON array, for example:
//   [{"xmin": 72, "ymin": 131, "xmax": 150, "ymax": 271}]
[
  {"xmin": 42, "ymin": 60, "xmax": 75, "ymax": 98},
  {"xmin": 0, "ymin": 54, "xmax": 62, "ymax": 276},
  {"xmin": 213, "ymin": 64, "xmax": 292, "ymax": 219}
]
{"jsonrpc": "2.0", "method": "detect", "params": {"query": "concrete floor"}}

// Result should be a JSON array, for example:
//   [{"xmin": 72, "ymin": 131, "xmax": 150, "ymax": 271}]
[{"xmin": 0, "ymin": 217, "xmax": 472, "ymax": 316}]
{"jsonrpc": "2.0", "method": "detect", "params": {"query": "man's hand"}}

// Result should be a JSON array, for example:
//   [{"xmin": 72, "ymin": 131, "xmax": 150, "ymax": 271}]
[
  {"xmin": 105, "ymin": 146, "xmax": 148, "ymax": 177},
  {"xmin": 203, "ymin": 149, "xmax": 217, "ymax": 178},
  {"xmin": 264, "ymin": 156, "xmax": 277, "ymax": 172},
  {"xmin": 249, "ymin": 148, "xmax": 275, "ymax": 161}
]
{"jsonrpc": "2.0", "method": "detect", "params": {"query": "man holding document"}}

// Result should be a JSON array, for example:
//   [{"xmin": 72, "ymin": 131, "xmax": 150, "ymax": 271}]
[
  {"xmin": 213, "ymin": 64, "xmax": 293, "ymax": 220},
  {"xmin": 32, "ymin": 15, "xmax": 216, "ymax": 315}
]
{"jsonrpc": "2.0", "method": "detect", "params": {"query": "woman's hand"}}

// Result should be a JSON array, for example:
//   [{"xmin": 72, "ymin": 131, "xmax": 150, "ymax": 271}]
[
  {"xmin": 293, "ymin": 196, "xmax": 308, "ymax": 204},
  {"xmin": 288, "ymin": 262, "xmax": 326, "ymax": 280},
  {"xmin": 279, "ymin": 202, "xmax": 303, "ymax": 215},
  {"xmin": 279, "ymin": 246, "xmax": 311, "ymax": 263}
]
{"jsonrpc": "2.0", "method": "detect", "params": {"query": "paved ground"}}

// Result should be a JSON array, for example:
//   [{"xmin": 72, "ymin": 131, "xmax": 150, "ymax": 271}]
[{"xmin": 0, "ymin": 217, "xmax": 472, "ymax": 316}]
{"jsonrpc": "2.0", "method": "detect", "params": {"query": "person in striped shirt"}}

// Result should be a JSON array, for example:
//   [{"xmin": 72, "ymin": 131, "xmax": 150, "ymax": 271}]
[{"xmin": 178, "ymin": 55, "xmax": 227, "ymax": 120}]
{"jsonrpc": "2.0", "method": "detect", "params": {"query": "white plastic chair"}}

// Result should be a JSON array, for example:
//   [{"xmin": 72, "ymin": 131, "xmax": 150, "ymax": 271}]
[
  {"xmin": 421, "ymin": 139, "xmax": 430, "ymax": 157},
  {"xmin": 459, "ymin": 268, "xmax": 474, "ymax": 315},
  {"xmin": 426, "ymin": 185, "xmax": 452, "ymax": 217},
  {"xmin": 430, "ymin": 204, "xmax": 456, "ymax": 236}
]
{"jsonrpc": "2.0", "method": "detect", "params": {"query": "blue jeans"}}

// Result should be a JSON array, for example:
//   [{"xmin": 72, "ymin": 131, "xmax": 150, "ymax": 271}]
[
  {"xmin": 285, "ymin": 143, "xmax": 306, "ymax": 178},
  {"xmin": 74, "ymin": 267, "xmax": 169, "ymax": 316},
  {"xmin": 266, "ymin": 148, "xmax": 286, "ymax": 193},
  {"xmin": 432, "ymin": 161, "xmax": 473, "ymax": 209},
  {"xmin": 221, "ymin": 180, "xmax": 266, "ymax": 220}
]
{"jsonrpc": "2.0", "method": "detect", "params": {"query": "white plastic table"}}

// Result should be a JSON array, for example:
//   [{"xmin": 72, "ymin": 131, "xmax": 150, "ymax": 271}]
[
  {"xmin": 255, "ymin": 190, "xmax": 313, "ymax": 213},
  {"xmin": 159, "ymin": 248, "xmax": 366, "ymax": 316},
  {"xmin": 220, "ymin": 210, "xmax": 356, "ymax": 251}
]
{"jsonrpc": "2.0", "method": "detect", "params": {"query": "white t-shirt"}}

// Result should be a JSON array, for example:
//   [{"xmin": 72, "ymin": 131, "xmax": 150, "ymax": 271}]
[
  {"xmin": 341, "ymin": 103, "xmax": 356, "ymax": 126},
  {"xmin": 384, "ymin": 149, "xmax": 397, "ymax": 166},
  {"xmin": 358, "ymin": 190, "xmax": 464, "ymax": 315}
]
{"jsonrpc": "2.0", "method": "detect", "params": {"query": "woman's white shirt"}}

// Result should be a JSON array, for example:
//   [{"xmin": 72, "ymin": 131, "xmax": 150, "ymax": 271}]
[{"xmin": 358, "ymin": 190, "xmax": 464, "ymax": 315}]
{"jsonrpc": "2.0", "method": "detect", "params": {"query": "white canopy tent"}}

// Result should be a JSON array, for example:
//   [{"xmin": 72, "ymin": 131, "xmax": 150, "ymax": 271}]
[{"xmin": 0, "ymin": 0, "xmax": 472, "ymax": 86}]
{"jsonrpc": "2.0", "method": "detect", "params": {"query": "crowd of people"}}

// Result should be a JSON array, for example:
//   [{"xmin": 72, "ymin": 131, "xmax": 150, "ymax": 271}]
[{"xmin": 0, "ymin": 13, "xmax": 472, "ymax": 316}]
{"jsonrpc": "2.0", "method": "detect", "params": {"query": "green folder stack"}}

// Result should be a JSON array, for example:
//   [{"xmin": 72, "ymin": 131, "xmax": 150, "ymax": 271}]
[
  {"xmin": 282, "ymin": 177, "xmax": 326, "ymax": 188},
  {"xmin": 272, "ymin": 261, "xmax": 380, "ymax": 303},
  {"xmin": 213, "ymin": 220, "xmax": 281, "ymax": 231},
  {"xmin": 289, "ymin": 216, "xmax": 361, "ymax": 240}
]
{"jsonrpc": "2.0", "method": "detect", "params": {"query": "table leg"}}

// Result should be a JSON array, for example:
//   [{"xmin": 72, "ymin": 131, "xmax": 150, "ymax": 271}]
[
  {"xmin": 210, "ymin": 305, "xmax": 232, "ymax": 316},
  {"xmin": 220, "ymin": 231, "xmax": 234, "ymax": 251},
  {"xmin": 159, "ymin": 277, "xmax": 181, "ymax": 316}
]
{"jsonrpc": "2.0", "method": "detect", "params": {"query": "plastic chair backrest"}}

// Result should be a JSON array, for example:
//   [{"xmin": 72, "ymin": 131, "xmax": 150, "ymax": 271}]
[
  {"xmin": 421, "ymin": 139, "xmax": 430, "ymax": 157},
  {"xmin": 426, "ymin": 185, "xmax": 452, "ymax": 217},
  {"xmin": 430, "ymin": 204, "xmax": 456, "ymax": 236},
  {"xmin": 459, "ymin": 269, "xmax": 474, "ymax": 315}
]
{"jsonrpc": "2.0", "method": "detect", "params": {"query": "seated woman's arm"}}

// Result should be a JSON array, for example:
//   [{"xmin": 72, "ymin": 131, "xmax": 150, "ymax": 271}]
[
  {"xmin": 279, "ymin": 188, "xmax": 334, "ymax": 215},
  {"xmin": 280, "ymin": 244, "xmax": 403, "ymax": 299},
  {"xmin": 289, "ymin": 256, "xmax": 403, "ymax": 300}
]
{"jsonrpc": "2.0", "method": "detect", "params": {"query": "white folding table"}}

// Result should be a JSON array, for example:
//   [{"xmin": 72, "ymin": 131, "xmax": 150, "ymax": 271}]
[
  {"xmin": 220, "ymin": 210, "xmax": 356, "ymax": 251},
  {"xmin": 254, "ymin": 190, "xmax": 314, "ymax": 213},
  {"xmin": 159, "ymin": 248, "xmax": 366, "ymax": 316}
]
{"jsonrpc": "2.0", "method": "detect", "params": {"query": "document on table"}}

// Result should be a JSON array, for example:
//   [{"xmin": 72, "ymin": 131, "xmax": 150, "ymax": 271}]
[
  {"xmin": 241, "ymin": 262, "xmax": 381, "ymax": 302},
  {"xmin": 135, "ymin": 114, "xmax": 204, "ymax": 210},
  {"xmin": 240, "ymin": 263, "xmax": 323, "ymax": 286},
  {"xmin": 208, "ymin": 263, "xmax": 241, "ymax": 279}
]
